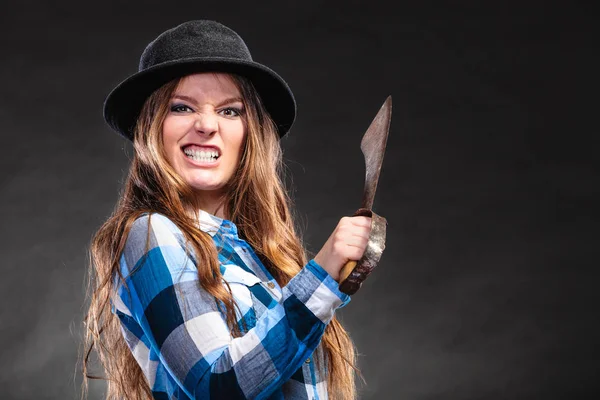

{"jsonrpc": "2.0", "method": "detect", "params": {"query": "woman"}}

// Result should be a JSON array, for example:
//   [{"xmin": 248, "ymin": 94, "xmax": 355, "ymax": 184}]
[{"xmin": 83, "ymin": 20, "xmax": 375, "ymax": 400}]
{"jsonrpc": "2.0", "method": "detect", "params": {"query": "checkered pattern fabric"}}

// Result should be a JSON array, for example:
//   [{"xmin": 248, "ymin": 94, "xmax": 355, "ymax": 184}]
[{"xmin": 111, "ymin": 211, "xmax": 350, "ymax": 399}]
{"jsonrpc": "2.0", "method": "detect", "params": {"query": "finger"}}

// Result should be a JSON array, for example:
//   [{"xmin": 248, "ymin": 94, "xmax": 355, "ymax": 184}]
[
  {"xmin": 335, "ymin": 225, "xmax": 371, "ymax": 241},
  {"xmin": 344, "ymin": 243, "xmax": 367, "ymax": 261},
  {"xmin": 348, "ymin": 216, "xmax": 372, "ymax": 228},
  {"xmin": 347, "ymin": 221, "xmax": 372, "ymax": 239},
  {"xmin": 349, "ymin": 229, "xmax": 371, "ymax": 240},
  {"xmin": 344, "ymin": 236, "xmax": 369, "ymax": 251}
]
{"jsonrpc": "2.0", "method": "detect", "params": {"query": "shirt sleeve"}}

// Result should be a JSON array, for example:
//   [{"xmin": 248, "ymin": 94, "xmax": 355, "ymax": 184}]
[{"xmin": 114, "ymin": 214, "xmax": 349, "ymax": 400}]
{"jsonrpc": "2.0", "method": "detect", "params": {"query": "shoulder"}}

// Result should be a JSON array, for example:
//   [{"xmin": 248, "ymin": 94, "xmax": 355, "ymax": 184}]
[
  {"xmin": 128, "ymin": 213, "xmax": 182, "ymax": 242},
  {"xmin": 122, "ymin": 213, "xmax": 187, "ymax": 268}
]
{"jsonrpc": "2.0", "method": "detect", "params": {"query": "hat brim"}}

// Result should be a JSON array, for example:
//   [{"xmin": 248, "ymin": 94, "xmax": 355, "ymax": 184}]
[{"xmin": 103, "ymin": 57, "xmax": 296, "ymax": 140}]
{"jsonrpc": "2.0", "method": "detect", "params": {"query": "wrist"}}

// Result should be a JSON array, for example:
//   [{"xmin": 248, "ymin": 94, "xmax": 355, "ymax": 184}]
[{"xmin": 312, "ymin": 254, "xmax": 339, "ymax": 282}]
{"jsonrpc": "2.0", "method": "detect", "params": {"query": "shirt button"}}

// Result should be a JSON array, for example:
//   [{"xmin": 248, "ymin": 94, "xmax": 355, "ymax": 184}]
[
  {"xmin": 267, "ymin": 282, "xmax": 275, "ymax": 289},
  {"xmin": 305, "ymin": 358, "xmax": 311, "ymax": 364}
]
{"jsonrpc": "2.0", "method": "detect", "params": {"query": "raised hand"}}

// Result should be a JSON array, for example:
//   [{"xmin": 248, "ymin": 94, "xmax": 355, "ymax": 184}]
[{"xmin": 314, "ymin": 216, "xmax": 372, "ymax": 282}]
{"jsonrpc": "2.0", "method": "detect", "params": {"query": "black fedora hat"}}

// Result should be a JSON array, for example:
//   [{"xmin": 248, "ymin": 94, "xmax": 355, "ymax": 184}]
[{"xmin": 103, "ymin": 20, "xmax": 296, "ymax": 141}]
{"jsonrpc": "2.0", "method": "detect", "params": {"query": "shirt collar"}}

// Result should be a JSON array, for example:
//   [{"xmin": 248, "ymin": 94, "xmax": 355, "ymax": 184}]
[{"xmin": 196, "ymin": 209, "xmax": 238, "ymax": 237}]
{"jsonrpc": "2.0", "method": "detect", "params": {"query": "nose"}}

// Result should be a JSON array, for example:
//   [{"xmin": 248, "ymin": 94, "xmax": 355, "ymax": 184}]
[{"xmin": 193, "ymin": 112, "xmax": 218, "ymax": 136}]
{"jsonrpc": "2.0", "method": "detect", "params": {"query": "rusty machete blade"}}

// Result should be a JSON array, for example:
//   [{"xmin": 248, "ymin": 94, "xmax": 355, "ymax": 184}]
[{"xmin": 360, "ymin": 96, "xmax": 392, "ymax": 210}]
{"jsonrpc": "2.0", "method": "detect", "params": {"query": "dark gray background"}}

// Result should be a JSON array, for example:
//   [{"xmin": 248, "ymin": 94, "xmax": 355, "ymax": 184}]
[{"xmin": 1, "ymin": 1, "xmax": 598, "ymax": 399}]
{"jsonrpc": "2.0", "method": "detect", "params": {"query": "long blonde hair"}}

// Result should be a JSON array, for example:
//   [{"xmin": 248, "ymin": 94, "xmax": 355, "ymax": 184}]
[{"xmin": 82, "ymin": 73, "xmax": 358, "ymax": 399}]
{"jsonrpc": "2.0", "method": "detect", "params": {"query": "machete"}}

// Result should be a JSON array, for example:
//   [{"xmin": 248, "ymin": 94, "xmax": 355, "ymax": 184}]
[{"xmin": 338, "ymin": 96, "xmax": 391, "ymax": 295}]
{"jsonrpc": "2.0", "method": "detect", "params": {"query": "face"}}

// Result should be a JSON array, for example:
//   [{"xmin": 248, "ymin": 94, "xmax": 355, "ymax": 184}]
[{"xmin": 162, "ymin": 72, "xmax": 246, "ymax": 201}]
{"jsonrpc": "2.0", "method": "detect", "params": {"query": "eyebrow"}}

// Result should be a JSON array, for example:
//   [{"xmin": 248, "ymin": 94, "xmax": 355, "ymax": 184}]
[{"xmin": 171, "ymin": 94, "xmax": 244, "ymax": 108}]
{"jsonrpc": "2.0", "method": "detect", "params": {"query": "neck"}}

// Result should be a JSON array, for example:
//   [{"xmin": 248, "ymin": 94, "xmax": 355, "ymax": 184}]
[{"xmin": 192, "ymin": 190, "xmax": 227, "ymax": 219}]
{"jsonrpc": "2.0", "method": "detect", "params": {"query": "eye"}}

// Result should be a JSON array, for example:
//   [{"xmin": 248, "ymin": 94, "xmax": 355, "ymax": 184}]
[
  {"xmin": 219, "ymin": 107, "xmax": 243, "ymax": 118},
  {"xmin": 171, "ymin": 104, "xmax": 193, "ymax": 113}
]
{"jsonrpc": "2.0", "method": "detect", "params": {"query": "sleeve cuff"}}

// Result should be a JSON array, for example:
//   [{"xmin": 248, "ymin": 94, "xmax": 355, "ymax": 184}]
[
  {"xmin": 305, "ymin": 259, "xmax": 351, "ymax": 308},
  {"xmin": 283, "ymin": 259, "xmax": 351, "ymax": 324}
]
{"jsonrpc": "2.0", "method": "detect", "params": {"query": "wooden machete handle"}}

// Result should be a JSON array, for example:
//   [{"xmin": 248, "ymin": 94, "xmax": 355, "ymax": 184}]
[{"xmin": 339, "ymin": 261, "xmax": 357, "ymax": 283}]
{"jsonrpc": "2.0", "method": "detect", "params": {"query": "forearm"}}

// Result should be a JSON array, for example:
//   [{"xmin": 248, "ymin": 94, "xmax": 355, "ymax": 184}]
[{"xmin": 188, "ymin": 259, "xmax": 348, "ymax": 399}]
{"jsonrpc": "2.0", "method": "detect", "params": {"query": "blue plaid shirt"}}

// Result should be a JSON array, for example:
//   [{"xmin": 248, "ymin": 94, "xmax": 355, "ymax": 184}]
[{"xmin": 111, "ymin": 211, "xmax": 350, "ymax": 399}]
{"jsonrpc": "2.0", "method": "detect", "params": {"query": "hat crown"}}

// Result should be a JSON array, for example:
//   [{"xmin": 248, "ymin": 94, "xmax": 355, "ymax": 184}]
[{"xmin": 139, "ymin": 20, "xmax": 253, "ymax": 71}]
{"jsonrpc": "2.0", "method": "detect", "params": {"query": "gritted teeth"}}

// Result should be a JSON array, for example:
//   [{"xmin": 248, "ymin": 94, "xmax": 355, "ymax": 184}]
[{"xmin": 183, "ymin": 146, "xmax": 220, "ymax": 162}]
